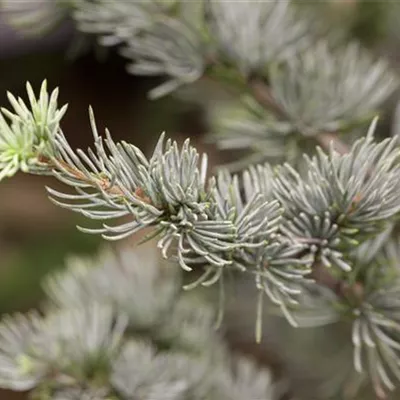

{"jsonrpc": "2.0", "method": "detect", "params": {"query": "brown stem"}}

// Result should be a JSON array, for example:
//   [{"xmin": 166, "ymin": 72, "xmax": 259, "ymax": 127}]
[
  {"xmin": 38, "ymin": 154, "xmax": 152, "ymax": 204},
  {"xmin": 248, "ymin": 78, "xmax": 289, "ymax": 120},
  {"xmin": 310, "ymin": 261, "xmax": 365, "ymax": 302},
  {"xmin": 316, "ymin": 131, "xmax": 350, "ymax": 155},
  {"xmin": 309, "ymin": 263, "xmax": 343, "ymax": 296}
]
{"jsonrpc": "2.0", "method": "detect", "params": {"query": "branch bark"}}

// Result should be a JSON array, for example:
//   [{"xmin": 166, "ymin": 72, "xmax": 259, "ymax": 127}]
[{"xmin": 38, "ymin": 154, "xmax": 152, "ymax": 204}]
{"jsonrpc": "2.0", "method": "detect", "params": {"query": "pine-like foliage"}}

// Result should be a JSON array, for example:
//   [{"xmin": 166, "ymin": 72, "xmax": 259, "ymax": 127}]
[
  {"xmin": 0, "ymin": 243, "xmax": 275, "ymax": 399},
  {"xmin": 0, "ymin": 77, "xmax": 399, "ymax": 398},
  {"xmin": 2, "ymin": 1, "xmax": 400, "ymax": 399},
  {"xmin": 3, "ymin": 0, "xmax": 397, "ymax": 165}
]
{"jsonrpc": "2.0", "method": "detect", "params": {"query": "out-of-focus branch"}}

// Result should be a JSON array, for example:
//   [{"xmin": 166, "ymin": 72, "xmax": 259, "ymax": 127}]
[
  {"xmin": 248, "ymin": 78, "xmax": 350, "ymax": 155},
  {"xmin": 316, "ymin": 131, "xmax": 350, "ymax": 155}
]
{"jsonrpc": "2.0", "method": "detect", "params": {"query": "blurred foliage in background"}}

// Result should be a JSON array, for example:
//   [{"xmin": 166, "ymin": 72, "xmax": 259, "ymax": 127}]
[
  {"xmin": 1, "ymin": 1, "xmax": 400, "ymax": 399},
  {"xmin": 0, "ymin": 16, "xmax": 211, "ymax": 317},
  {"xmin": 0, "ymin": 0, "xmax": 398, "ymax": 359}
]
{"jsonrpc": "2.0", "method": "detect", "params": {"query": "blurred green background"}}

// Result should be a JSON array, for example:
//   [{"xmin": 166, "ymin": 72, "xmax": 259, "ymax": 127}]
[
  {"xmin": 1, "ymin": 0, "xmax": 399, "ymax": 319},
  {"xmin": 0, "ymin": 1, "xmax": 400, "ymax": 399}
]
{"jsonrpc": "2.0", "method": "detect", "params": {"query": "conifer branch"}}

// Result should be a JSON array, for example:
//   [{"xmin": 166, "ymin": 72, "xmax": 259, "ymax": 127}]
[
  {"xmin": 248, "ymin": 77, "xmax": 351, "ymax": 155},
  {"xmin": 1, "ymin": 81, "xmax": 400, "ymax": 340},
  {"xmin": 1, "ymin": 1, "xmax": 400, "ymax": 397},
  {"xmin": 0, "ymin": 245, "xmax": 277, "ymax": 399}
]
